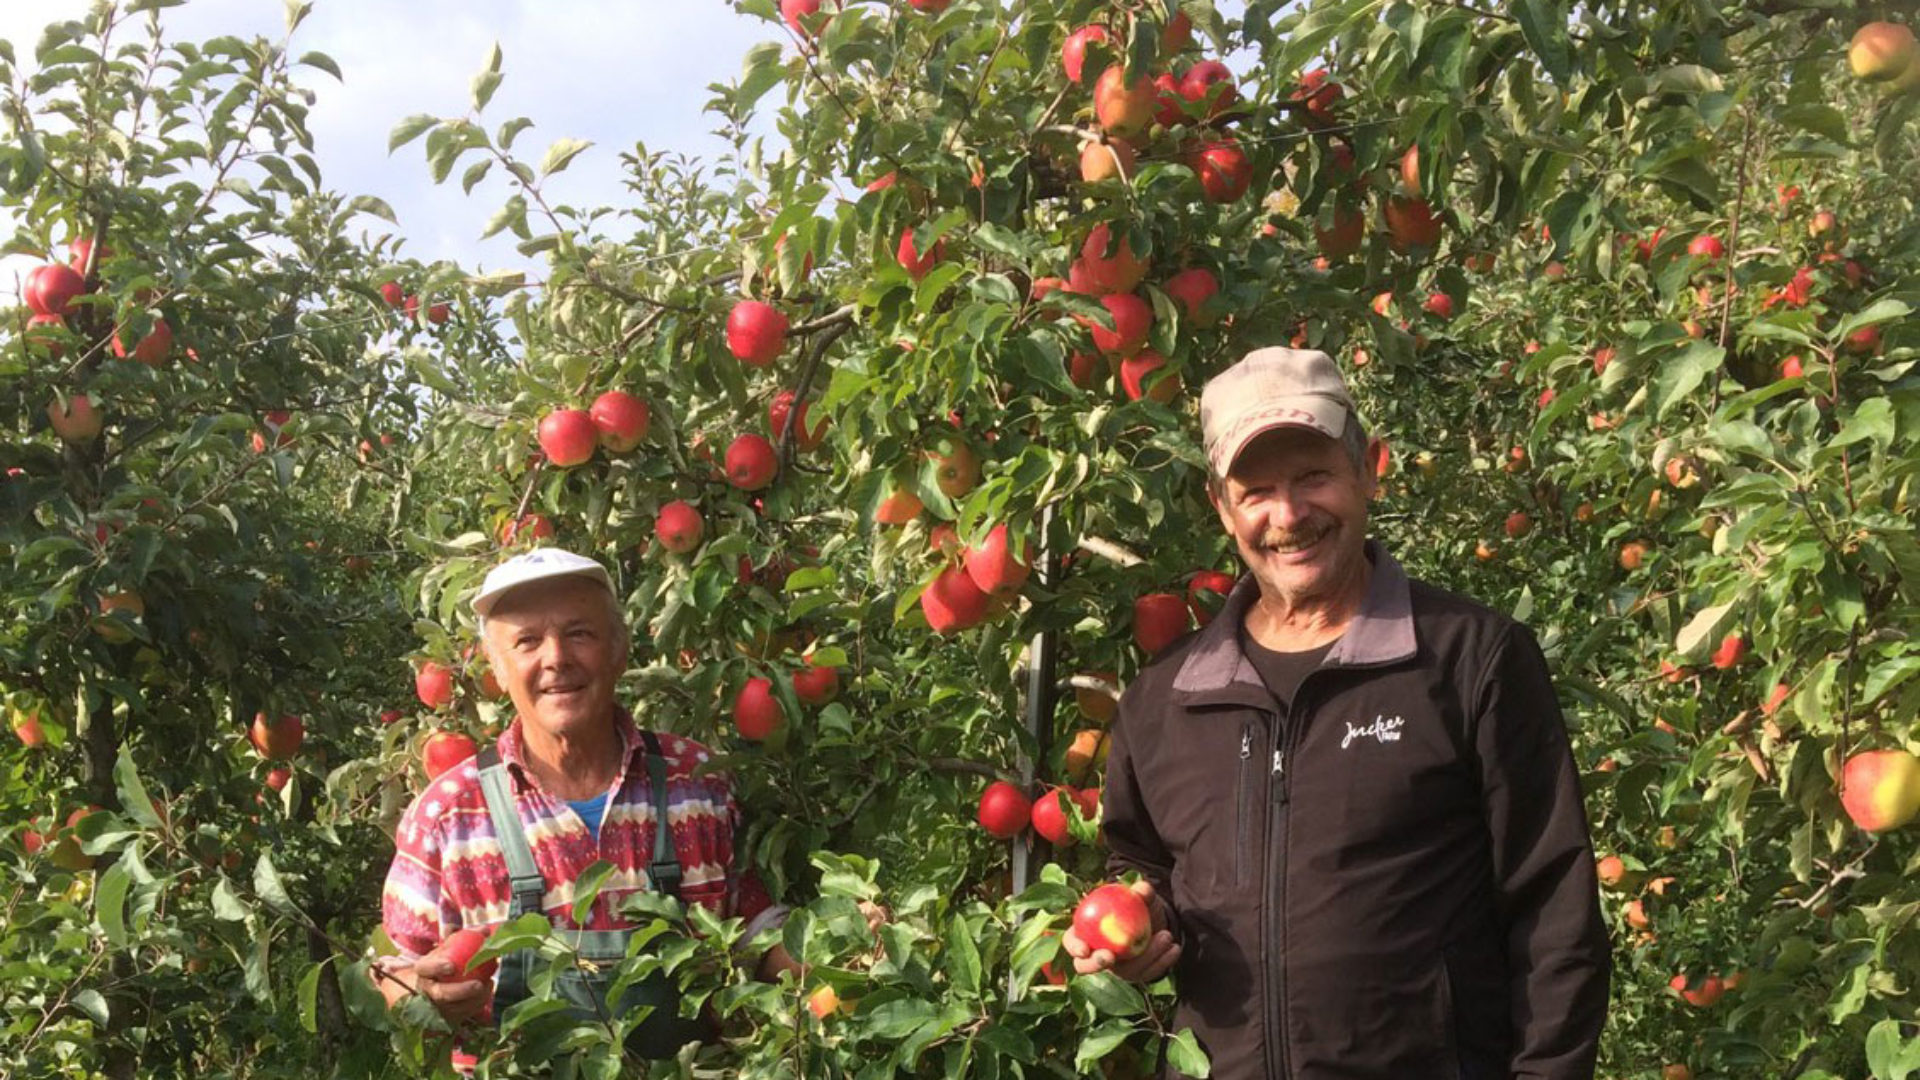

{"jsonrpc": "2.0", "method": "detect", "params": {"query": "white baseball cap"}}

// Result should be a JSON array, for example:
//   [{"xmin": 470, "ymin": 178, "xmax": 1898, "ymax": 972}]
[
  {"xmin": 1200, "ymin": 347, "xmax": 1358, "ymax": 477},
  {"xmin": 472, "ymin": 547, "xmax": 615, "ymax": 617}
]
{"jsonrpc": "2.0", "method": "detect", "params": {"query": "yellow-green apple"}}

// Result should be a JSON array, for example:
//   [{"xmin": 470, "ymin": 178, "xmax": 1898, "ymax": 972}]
[
  {"xmin": 977, "ymin": 780, "xmax": 1031, "ymax": 838},
  {"xmin": 1191, "ymin": 139, "xmax": 1250, "ymax": 202},
  {"xmin": 1073, "ymin": 882, "xmax": 1151, "ymax": 959},
  {"xmin": 537, "ymin": 409, "xmax": 597, "ymax": 467},
  {"xmin": 921, "ymin": 565, "xmax": 989, "ymax": 634},
  {"xmin": 725, "ymin": 434, "xmax": 779, "ymax": 490},
  {"xmin": 1383, "ymin": 196, "xmax": 1441, "ymax": 252},
  {"xmin": 415, "ymin": 661, "xmax": 455, "ymax": 710},
  {"xmin": 1178, "ymin": 60, "xmax": 1237, "ymax": 118},
  {"xmin": 929, "ymin": 438, "xmax": 980, "ymax": 499},
  {"xmin": 1121, "ymin": 350, "xmax": 1180, "ymax": 402},
  {"xmin": 1314, "ymin": 203, "xmax": 1365, "ymax": 260},
  {"xmin": 47, "ymin": 394, "xmax": 102, "ymax": 444},
  {"xmin": 1839, "ymin": 748, "xmax": 1920, "ymax": 831},
  {"xmin": 25, "ymin": 263, "xmax": 86, "ymax": 317},
  {"xmin": 733, "ymin": 677, "xmax": 783, "ymax": 740},
  {"xmin": 964, "ymin": 523, "xmax": 1031, "ymax": 596},
  {"xmin": 1061, "ymin": 24, "xmax": 1111, "ymax": 84},
  {"xmin": 896, "ymin": 226, "xmax": 945, "ymax": 281},
  {"xmin": 655, "ymin": 500, "xmax": 704, "ymax": 554},
  {"xmin": 1093, "ymin": 66, "xmax": 1156, "ymax": 136},
  {"xmin": 1850, "ymin": 21, "xmax": 1917, "ymax": 81},
  {"xmin": 768, "ymin": 390, "xmax": 828, "ymax": 451},
  {"xmin": 726, "ymin": 300, "xmax": 788, "ymax": 367},
  {"xmin": 1084, "ymin": 293, "xmax": 1152, "ymax": 356},
  {"xmin": 423, "ymin": 730, "xmax": 476, "ymax": 779},
  {"xmin": 589, "ymin": 390, "xmax": 649, "ymax": 451},
  {"xmin": 1133, "ymin": 592, "xmax": 1190, "ymax": 654},
  {"xmin": 1079, "ymin": 138, "xmax": 1136, "ymax": 183},
  {"xmin": 1030, "ymin": 786, "xmax": 1081, "ymax": 846},
  {"xmin": 1079, "ymin": 223, "xmax": 1149, "ymax": 293},
  {"xmin": 248, "ymin": 712, "xmax": 304, "ymax": 759},
  {"xmin": 1162, "ymin": 267, "xmax": 1218, "ymax": 325},
  {"xmin": 792, "ymin": 658, "xmax": 838, "ymax": 705}
]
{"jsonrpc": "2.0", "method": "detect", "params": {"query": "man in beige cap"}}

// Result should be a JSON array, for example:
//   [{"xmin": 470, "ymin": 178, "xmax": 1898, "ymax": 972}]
[{"xmin": 1070, "ymin": 348, "xmax": 1610, "ymax": 1079}]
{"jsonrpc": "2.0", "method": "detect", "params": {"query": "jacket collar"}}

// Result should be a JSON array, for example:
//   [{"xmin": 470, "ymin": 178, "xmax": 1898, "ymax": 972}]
[{"xmin": 1169, "ymin": 540, "xmax": 1417, "ymax": 708}]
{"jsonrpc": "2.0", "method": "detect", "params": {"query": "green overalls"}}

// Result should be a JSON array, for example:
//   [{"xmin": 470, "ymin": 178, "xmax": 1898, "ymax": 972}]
[{"xmin": 473, "ymin": 732, "xmax": 711, "ymax": 1058}]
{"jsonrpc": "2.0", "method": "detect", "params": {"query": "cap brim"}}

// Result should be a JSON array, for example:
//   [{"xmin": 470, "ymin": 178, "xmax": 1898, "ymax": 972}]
[
  {"xmin": 1207, "ymin": 397, "xmax": 1349, "ymax": 476},
  {"xmin": 473, "ymin": 567, "xmax": 614, "ymax": 617}
]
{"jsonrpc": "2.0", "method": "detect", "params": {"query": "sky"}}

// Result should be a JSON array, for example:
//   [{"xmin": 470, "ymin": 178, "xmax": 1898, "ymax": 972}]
[{"xmin": 0, "ymin": 0, "xmax": 781, "ymax": 276}]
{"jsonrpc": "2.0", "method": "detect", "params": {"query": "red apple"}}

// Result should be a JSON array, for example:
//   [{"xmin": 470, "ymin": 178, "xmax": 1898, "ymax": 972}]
[
  {"xmin": 977, "ymin": 781, "xmax": 1031, "ymax": 839},
  {"xmin": 1383, "ymin": 197, "xmax": 1442, "ymax": 252},
  {"xmin": 1079, "ymin": 223, "xmax": 1149, "ymax": 294},
  {"xmin": 1844, "ymin": 326, "xmax": 1881, "ymax": 356},
  {"xmin": 537, "ymin": 409, "xmax": 597, "ymax": 467},
  {"xmin": 726, "ymin": 300, "xmax": 788, "ymax": 367},
  {"xmin": 499, "ymin": 513, "xmax": 555, "ymax": 546},
  {"xmin": 47, "ymin": 394, "xmax": 102, "ymax": 444},
  {"xmin": 876, "ymin": 487, "xmax": 924, "ymax": 525},
  {"xmin": 1504, "ymin": 511, "xmax": 1531, "ymax": 539},
  {"xmin": 1073, "ymin": 882, "xmax": 1151, "ymax": 959},
  {"xmin": 655, "ymin": 500, "xmax": 705, "ymax": 554},
  {"xmin": 1030, "ymin": 276, "xmax": 1064, "ymax": 301},
  {"xmin": 1067, "ymin": 351, "xmax": 1105, "ymax": 390},
  {"xmin": 1191, "ymin": 139, "xmax": 1250, "ymax": 203},
  {"xmin": 69, "ymin": 236, "xmax": 110, "ymax": 275},
  {"xmin": 964, "ymin": 523, "xmax": 1031, "ymax": 596},
  {"xmin": 12, "ymin": 712, "xmax": 46, "ymax": 749},
  {"xmin": 1178, "ymin": 60, "xmax": 1237, "ymax": 117},
  {"xmin": 1839, "ymin": 748, "xmax": 1920, "ymax": 831},
  {"xmin": 111, "ymin": 318, "xmax": 172, "ymax": 365},
  {"xmin": 248, "ymin": 712, "xmax": 304, "ymax": 759},
  {"xmin": 1710, "ymin": 632, "xmax": 1746, "ymax": 670},
  {"xmin": 734, "ymin": 677, "xmax": 784, "ymax": 740},
  {"xmin": 1084, "ymin": 293, "xmax": 1152, "ymax": 357},
  {"xmin": 427, "ymin": 302, "xmax": 451, "ymax": 325},
  {"xmin": 792, "ymin": 661, "xmax": 839, "ymax": 705},
  {"xmin": 265, "ymin": 767, "xmax": 292, "ymax": 792},
  {"xmin": 896, "ymin": 227, "xmax": 946, "ymax": 281},
  {"xmin": 1399, "ymin": 144, "xmax": 1422, "ymax": 196},
  {"xmin": 1061, "ymin": 25, "xmax": 1112, "ymax": 85},
  {"xmin": 1120, "ymin": 350, "xmax": 1180, "ymax": 403},
  {"xmin": 404, "ymin": 294, "xmax": 420, "ymax": 321},
  {"xmin": 1422, "ymin": 292, "xmax": 1455, "ymax": 320},
  {"xmin": 423, "ymin": 729, "xmax": 477, "ymax": 780},
  {"xmin": 1669, "ymin": 973, "xmax": 1724, "ymax": 1008},
  {"xmin": 1187, "ymin": 570, "xmax": 1236, "ymax": 625},
  {"xmin": 1153, "ymin": 72, "xmax": 1186, "ymax": 126},
  {"xmin": 1850, "ymin": 21, "xmax": 1918, "ymax": 81},
  {"xmin": 1134, "ymin": 592, "xmax": 1190, "ymax": 654},
  {"xmin": 921, "ymin": 565, "xmax": 989, "ymax": 634},
  {"xmin": 1314, "ymin": 203, "xmax": 1365, "ymax": 260},
  {"xmin": 769, "ymin": 390, "xmax": 829, "ymax": 451},
  {"xmin": 589, "ymin": 390, "xmax": 650, "ymax": 451},
  {"xmin": 379, "ymin": 281, "xmax": 404, "ymax": 306},
  {"xmin": 1093, "ymin": 66, "xmax": 1157, "ymax": 136},
  {"xmin": 1595, "ymin": 855, "xmax": 1624, "ymax": 887},
  {"xmin": 781, "ymin": 0, "xmax": 828, "ymax": 38},
  {"xmin": 1079, "ymin": 137, "xmax": 1136, "ymax": 183},
  {"xmin": 1163, "ymin": 267, "xmax": 1218, "ymax": 325},
  {"xmin": 379, "ymin": 709, "xmax": 403, "ymax": 726},
  {"xmin": 1030, "ymin": 786, "xmax": 1082, "ymax": 847},
  {"xmin": 930, "ymin": 439, "xmax": 980, "ymax": 499},
  {"xmin": 24, "ymin": 263, "xmax": 86, "ymax": 317},
  {"xmin": 440, "ymin": 927, "xmax": 498, "ymax": 982},
  {"xmin": 725, "ymin": 433, "xmax": 779, "ymax": 490},
  {"xmin": 415, "ymin": 661, "xmax": 455, "ymax": 710},
  {"xmin": 1687, "ymin": 234, "xmax": 1725, "ymax": 261},
  {"xmin": 1291, "ymin": 68, "xmax": 1343, "ymax": 128}
]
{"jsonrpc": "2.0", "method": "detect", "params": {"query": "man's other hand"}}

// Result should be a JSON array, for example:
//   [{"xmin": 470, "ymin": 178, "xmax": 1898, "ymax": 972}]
[{"xmin": 372, "ymin": 948, "xmax": 494, "ymax": 1025}]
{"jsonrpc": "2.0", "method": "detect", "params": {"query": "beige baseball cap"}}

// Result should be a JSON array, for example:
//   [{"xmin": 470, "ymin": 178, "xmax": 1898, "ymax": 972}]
[
  {"xmin": 472, "ymin": 547, "xmax": 614, "ymax": 617},
  {"xmin": 1200, "ymin": 347, "xmax": 1356, "ymax": 476}
]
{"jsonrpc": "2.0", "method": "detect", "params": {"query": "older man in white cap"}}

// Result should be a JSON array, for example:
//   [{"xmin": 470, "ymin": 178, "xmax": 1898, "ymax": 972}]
[
  {"xmin": 373, "ymin": 547, "xmax": 793, "ymax": 1059},
  {"xmin": 1071, "ymin": 348, "xmax": 1611, "ymax": 1079}
]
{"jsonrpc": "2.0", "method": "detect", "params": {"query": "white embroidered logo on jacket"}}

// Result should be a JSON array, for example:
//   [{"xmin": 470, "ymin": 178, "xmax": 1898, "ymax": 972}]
[{"xmin": 1341, "ymin": 715, "xmax": 1406, "ymax": 749}]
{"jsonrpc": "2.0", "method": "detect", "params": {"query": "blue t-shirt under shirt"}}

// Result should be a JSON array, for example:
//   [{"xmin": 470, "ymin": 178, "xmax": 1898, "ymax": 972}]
[{"xmin": 568, "ymin": 791, "xmax": 610, "ymax": 843}]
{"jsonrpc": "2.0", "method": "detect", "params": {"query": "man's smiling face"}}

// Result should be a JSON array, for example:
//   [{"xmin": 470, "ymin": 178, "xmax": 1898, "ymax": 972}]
[
  {"xmin": 481, "ymin": 575, "xmax": 628, "ymax": 739},
  {"xmin": 1209, "ymin": 426, "xmax": 1374, "ymax": 611}
]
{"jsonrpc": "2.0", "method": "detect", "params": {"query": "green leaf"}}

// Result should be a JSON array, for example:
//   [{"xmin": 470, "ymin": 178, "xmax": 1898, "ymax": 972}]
[
  {"xmin": 1651, "ymin": 341, "xmax": 1724, "ymax": 417},
  {"xmin": 72, "ymin": 989, "xmax": 109, "ymax": 1025},
  {"xmin": 212, "ymin": 877, "xmax": 251, "ymax": 921},
  {"xmin": 571, "ymin": 860, "xmax": 617, "ymax": 925},
  {"xmin": 1834, "ymin": 298, "xmax": 1910, "ymax": 340},
  {"xmin": 735, "ymin": 42, "xmax": 786, "ymax": 113},
  {"xmin": 253, "ymin": 854, "xmax": 298, "ymax": 916},
  {"xmin": 539, "ymin": 137, "xmax": 593, "ymax": 177},
  {"xmin": 472, "ymin": 43, "xmax": 504, "ymax": 111},
  {"xmin": 388, "ymin": 114, "xmax": 438, "ymax": 153},
  {"xmin": 497, "ymin": 116, "xmax": 534, "ymax": 150},
  {"xmin": 296, "ymin": 50, "xmax": 340, "ymax": 81},
  {"xmin": 1866, "ymin": 1017, "xmax": 1920, "ymax": 1080},
  {"xmin": 1073, "ymin": 1019, "xmax": 1133, "ymax": 1069},
  {"xmin": 1513, "ymin": 0, "xmax": 1572, "ymax": 85},
  {"xmin": 298, "ymin": 962, "xmax": 322, "ymax": 1034},
  {"xmin": 1165, "ymin": 1028, "xmax": 1212, "ymax": 1077},
  {"xmin": 944, "ymin": 915, "xmax": 982, "ymax": 998},
  {"xmin": 114, "ymin": 746, "xmax": 161, "ymax": 827},
  {"xmin": 1071, "ymin": 970, "xmax": 1145, "ymax": 1016},
  {"xmin": 96, "ymin": 860, "xmax": 131, "ymax": 946},
  {"xmin": 347, "ymin": 195, "xmax": 397, "ymax": 224},
  {"xmin": 462, "ymin": 158, "xmax": 493, "ymax": 195},
  {"xmin": 1675, "ymin": 601, "xmax": 1736, "ymax": 658}
]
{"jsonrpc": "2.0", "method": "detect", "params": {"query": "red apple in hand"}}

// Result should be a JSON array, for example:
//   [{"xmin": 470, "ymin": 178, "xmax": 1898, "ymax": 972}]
[
  {"xmin": 248, "ymin": 713, "xmax": 304, "ymax": 759},
  {"xmin": 538, "ymin": 409, "xmax": 597, "ymax": 467},
  {"xmin": 733, "ymin": 677, "xmax": 784, "ymax": 740},
  {"xmin": 589, "ymin": 390, "xmax": 649, "ymax": 451},
  {"xmin": 1073, "ymin": 882, "xmax": 1152, "ymax": 960},
  {"xmin": 422, "ymin": 729, "xmax": 477, "ymax": 780},
  {"xmin": 977, "ymin": 781, "xmax": 1031, "ymax": 839},
  {"xmin": 440, "ymin": 927, "xmax": 498, "ymax": 982}
]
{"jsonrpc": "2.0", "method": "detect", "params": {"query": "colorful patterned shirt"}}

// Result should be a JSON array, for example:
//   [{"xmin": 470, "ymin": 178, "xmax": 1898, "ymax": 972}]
[{"xmin": 380, "ymin": 708, "xmax": 782, "ymax": 959}]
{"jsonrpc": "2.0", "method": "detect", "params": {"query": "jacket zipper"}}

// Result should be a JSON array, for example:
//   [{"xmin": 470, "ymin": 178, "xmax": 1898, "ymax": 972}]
[
  {"xmin": 1236, "ymin": 726, "xmax": 1252, "ymax": 888},
  {"xmin": 1262, "ymin": 701, "xmax": 1289, "ymax": 1080}
]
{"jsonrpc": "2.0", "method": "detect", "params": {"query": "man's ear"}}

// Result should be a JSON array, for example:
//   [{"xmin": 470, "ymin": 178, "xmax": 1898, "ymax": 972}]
[{"xmin": 1362, "ymin": 437, "xmax": 1385, "ymax": 501}]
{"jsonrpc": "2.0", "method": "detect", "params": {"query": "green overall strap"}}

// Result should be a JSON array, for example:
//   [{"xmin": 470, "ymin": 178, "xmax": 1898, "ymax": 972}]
[
  {"xmin": 639, "ymin": 731, "xmax": 682, "ymax": 900},
  {"xmin": 474, "ymin": 745, "xmax": 542, "ymax": 1018}
]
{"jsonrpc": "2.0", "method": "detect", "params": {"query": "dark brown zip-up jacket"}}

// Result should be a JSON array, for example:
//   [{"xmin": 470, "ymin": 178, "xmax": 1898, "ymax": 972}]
[{"xmin": 1102, "ymin": 542, "xmax": 1609, "ymax": 1079}]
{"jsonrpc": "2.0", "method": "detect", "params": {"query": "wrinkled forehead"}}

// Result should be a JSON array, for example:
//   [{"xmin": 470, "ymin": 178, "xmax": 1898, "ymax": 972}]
[{"xmin": 481, "ymin": 575, "xmax": 616, "ymax": 628}]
